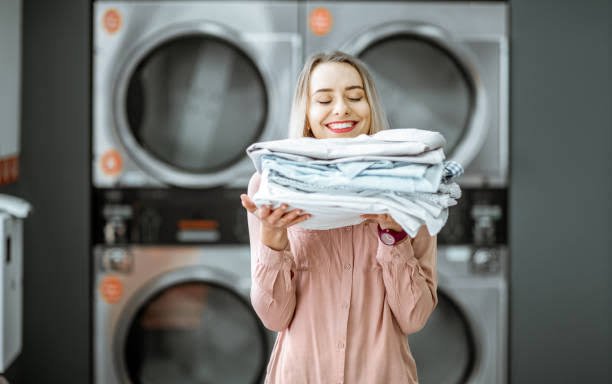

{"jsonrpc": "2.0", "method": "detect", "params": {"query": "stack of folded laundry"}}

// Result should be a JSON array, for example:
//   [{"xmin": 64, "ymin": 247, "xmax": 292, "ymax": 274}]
[{"xmin": 246, "ymin": 129, "xmax": 463, "ymax": 237}]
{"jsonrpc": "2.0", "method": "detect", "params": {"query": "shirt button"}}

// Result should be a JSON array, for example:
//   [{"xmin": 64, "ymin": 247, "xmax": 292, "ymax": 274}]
[
  {"xmin": 342, "ymin": 302, "xmax": 349, "ymax": 309},
  {"xmin": 337, "ymin": 342, "xmax": 345, "ymax": 349},
  {"xmin": 344, "ymin": 263, "xmax": 352, "ymax": 270}
]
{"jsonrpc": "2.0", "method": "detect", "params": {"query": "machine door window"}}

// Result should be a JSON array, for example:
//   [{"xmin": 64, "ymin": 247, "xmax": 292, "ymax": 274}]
[
  {"xmin": 125, "ymin": 35, "xmax": 267, "ymax": 173},
  {"xmin": 124, "ymin": 281, "xmax": 268, "ymax": 384},
  {"xmin": 409, "ymin": 290, "xmax": 476, "ymax": 384},
  {"xmin": 358, "ymin": 35, "xmax": 474, "ymax": 155}
]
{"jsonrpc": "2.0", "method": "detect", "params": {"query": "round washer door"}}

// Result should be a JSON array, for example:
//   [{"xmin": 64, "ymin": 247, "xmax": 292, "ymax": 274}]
[
  {"xmin": 114, "ymin": 267, "xmax": 271, "ymax": 384},
  {"xmin": 408, "ymin": 289, "xmax": 477, "ymax": 384},
  {"xmin": 114, "ymin": 23, "xmax": 272, "ymax": 188},
  {"xmin": 343, "ymin": 22, "xmax": 488, "ymax": 169}
]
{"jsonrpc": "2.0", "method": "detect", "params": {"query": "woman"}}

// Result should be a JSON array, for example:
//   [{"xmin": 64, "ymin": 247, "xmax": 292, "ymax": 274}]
[{"xmin": 240, "ymin": 51, "xmax": 437, "ymax": 384}]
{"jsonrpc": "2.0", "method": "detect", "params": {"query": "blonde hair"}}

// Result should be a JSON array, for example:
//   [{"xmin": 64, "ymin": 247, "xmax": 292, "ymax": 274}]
[{"xmin": 288, "ymin": 51, "xmax": 389, "ymax": 138}]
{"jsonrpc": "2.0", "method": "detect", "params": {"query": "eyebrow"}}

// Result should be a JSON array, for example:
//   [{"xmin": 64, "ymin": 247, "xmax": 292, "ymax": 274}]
[{"xmin": 313, "ymin": 85, "xmax": 364, "ymax": 95}]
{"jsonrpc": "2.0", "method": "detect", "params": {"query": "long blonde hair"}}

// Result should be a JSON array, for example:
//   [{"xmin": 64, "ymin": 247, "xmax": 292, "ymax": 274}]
[{"xmin": 288, "ymin": 51, "xmax": 389, "ymax": 138}]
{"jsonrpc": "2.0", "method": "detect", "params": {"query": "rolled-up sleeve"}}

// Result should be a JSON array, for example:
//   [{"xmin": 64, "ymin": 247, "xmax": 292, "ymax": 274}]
[
  {"xmin": 247, "ymin": 173, "xmax": 297, "ymax": 331},
  {"xmin": 375, "ymin": 225, "xmax": 438, "ymax": 335}
]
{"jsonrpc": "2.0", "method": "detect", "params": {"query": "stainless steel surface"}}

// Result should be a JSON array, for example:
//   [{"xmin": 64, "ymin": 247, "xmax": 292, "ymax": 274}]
[
  {"xmin": 303, "ymin": 4, "xmax": 509, "ymax": 380},
  {"xmin": 94, "ymin": 245, "xmax": 274, "ymax": 384},
  {"xmin": 342, "ymin": 21, "xmax": 488, "ymax": 175},
  {"xmin": 101, "ymin": 248, "xmax": 133, "ymax": 274},
  {"xmin": 93, "ymin": 1, "xmax": 301, "ymax": 188},
  {"xmin": 0, "ymin": 213, "xmax": 23, "ymax": 372},
  {"xmin": 112, "ymin": 21, "xmax": 274, "ymax": 188},
  {"xmin": 304, "ymin": 1, "xmax": 509, "ymax": 187},
  {"xmin": 436, "ymin": 245, "xmax": 508, "ymax": 383}
]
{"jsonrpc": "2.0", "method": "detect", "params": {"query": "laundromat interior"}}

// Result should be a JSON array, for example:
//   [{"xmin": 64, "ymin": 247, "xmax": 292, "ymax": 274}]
[{"xmin": 0, "ymin": 0, "xmax": 609, "ymax": 383}]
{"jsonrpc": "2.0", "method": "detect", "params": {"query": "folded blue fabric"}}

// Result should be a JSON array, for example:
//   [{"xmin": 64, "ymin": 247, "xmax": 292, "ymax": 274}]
[{"xmin": 248, "ymin": 129, "xmax": 463, "ymax": 235}]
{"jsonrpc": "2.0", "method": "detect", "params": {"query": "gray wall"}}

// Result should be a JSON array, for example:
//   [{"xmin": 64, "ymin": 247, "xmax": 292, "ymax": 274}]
[
  {"xmin": 510, "ymin": 0, "xmax": 610, "ymax": 382},
  {"xmin": 2, "ymin": 0, "xmax": 610, "ymax": 383},
  {"xmin": 1, "ymin": 0, "xmax": 91, "ymax": 383}
]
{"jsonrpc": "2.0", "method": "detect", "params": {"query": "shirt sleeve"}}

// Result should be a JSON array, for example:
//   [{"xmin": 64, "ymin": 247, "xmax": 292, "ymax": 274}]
[
  {"xmin": 247, "ymin": 173, "xmax": 297, "ymax": 332},
  {"xmin": 375, "ymin": 224, "xmax": 438, "ymax": 335}
]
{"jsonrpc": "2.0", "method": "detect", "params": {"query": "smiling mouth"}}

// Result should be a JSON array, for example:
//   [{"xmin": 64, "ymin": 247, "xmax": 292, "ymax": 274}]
[{"xmin": 326, "ymin": 121, "xmax": 357, "ymax": 133}]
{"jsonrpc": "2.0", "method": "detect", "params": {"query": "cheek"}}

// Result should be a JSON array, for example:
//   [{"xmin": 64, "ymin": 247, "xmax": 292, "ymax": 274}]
[
  {"xmin": 357, "ymin": 103, "xmax": 372, "ymax": 124},
  {"xmin": 308, "ymin": 106, "xmax": 327, "ymax": 126}
]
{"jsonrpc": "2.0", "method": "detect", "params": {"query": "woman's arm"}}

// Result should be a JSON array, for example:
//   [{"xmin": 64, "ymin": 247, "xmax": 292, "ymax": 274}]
[
  {"xmin": 243, "ymin": 173, "xmax": 300, "ymax": 331},
  {"xmin": 376, "ymin": 225, "xmax": 438, "ymax": 335}
]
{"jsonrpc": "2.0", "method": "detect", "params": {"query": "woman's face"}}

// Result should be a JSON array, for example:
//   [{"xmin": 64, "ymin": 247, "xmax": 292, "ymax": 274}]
[{"xmin": 307, "ymin": 62, "xmax": 371, "ymax": 139}]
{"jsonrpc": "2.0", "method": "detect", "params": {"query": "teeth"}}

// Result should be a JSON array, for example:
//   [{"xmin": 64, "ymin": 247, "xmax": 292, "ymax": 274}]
[{"xmin": 328, "ymin": 122, "xmax": 354, "ymax": 129}]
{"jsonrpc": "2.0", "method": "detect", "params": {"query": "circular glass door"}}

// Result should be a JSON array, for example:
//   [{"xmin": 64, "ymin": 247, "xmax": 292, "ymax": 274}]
[
  {"xmin": 123, "ymin": 281, "xmax": 268, "ymax": 384},
  {"xmin": 115, "ymin": 29, "xmax": 269, "ymax": 186},
  {"xmin": 409, "ymin": 290, "xmax": 476, "ymax": 384},
  {"xmin": 358, "ymin": 36, "xmax": 471, "ymax": 153},
  {"xmin": 344, "ymin": 22, "xmax": 488, "ymax": 167}
]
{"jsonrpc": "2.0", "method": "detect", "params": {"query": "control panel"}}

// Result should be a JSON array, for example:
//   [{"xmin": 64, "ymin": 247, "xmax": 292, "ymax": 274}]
[{"xmin": 92, "ymin": 188, "xmax": 250, "ymax": 245}]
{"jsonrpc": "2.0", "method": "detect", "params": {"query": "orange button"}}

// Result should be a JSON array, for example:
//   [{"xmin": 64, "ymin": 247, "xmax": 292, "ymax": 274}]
[
  {"xmin": 100, "ymin": 149, "xmax": 123, "ymax": 176},
  {"xmin": 103, "ymin": 8, "xmax": 122, "ymax": 35},
  {"xmin": 100, "ymin": 276, "xmax": 123, "ymax": 304},
  {"xmin": 309, "ymin": 7, "xmax": 333, "ymax": 36}
]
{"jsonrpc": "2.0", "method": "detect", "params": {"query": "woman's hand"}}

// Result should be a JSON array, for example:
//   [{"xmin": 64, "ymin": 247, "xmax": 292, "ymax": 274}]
[
  {"xmin": 360, "ymin": 213, "xmax": 405, "ymax": 233},
  {"xmin": 241, "ymin": 194, "xmax": 311, "ymax": 250}
]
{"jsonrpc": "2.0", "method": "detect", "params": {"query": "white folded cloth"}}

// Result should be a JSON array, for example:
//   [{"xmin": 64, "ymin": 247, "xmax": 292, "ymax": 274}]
[
  {"xmin": 254, "ymin": 170, "xmax": 454, "ymax": 237},
  {"xmin": 247, "ymin": 128, "xmax": 460, "ymax": 236},
  {"xmin": 247, "ymin": 128, "xmax": 446, "ymax": 172}
]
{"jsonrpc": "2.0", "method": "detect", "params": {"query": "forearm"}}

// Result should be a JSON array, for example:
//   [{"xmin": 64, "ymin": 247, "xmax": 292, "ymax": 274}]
[
  {"xmin": 376, "ymin": 227, "xmax": 438, "ymax": 334},
  {"xmin": 250, "ymin": 244, "xmax": 297, "ymax": 331},
  {"xmin": 246, "ymin": 172, "xmax": 298, "ymax": 330}
]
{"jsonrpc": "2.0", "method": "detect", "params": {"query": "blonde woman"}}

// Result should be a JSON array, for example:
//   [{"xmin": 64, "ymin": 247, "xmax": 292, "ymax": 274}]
[{"xmin": 240, "ymin": 51, "xmax": 437, "ymax": 384}]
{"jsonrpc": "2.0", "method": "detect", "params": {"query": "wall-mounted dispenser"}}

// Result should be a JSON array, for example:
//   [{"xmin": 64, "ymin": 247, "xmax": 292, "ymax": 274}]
[{"xmin": 0, "ymin": 194, "xmax": 31, "ymax": 373}]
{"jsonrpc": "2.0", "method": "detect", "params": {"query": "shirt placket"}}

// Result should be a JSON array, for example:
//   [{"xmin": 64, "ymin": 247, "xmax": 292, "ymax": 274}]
[{"xmin": 336, "ymin": 226, "xmax": 354, "ymax": 384}]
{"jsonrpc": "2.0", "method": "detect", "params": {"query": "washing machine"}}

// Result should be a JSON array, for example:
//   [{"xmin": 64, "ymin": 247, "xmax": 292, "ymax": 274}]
[
  {"xmin": 302, "ymin": 2, "xmax": 509, "ymax": 383},
  {"xmin": 303, "ymin": 1, "xmax": 508, "ymax": 187},
  {"xmin": 92, "ymin": 1, "xmax": 299, "ymax": 383},
  {"xmin": 93, "ymin": 188, "xmax": 277, "ymax": 384},
  {"xmin": 93, "ymin": 1, "xmax": 301, "ymax": 189},
  {"xmin": 409, "ymin": 186, "xmax": 509, "ymax": 384}
]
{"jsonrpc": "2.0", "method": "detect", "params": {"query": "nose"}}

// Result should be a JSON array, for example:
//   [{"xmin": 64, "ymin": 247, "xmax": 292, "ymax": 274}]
[{"xmin": 332, "ymin": 99, "xmax": 349, "ymax": 116}]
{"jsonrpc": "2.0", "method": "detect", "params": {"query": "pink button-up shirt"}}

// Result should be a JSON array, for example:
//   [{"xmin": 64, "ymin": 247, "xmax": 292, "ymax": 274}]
[{"xmin": 247, "ymin": 174, "xmax": 438, "ymax": 384}]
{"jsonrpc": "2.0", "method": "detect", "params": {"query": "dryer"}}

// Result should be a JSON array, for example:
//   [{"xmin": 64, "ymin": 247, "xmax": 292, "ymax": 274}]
[
  {"xmin": 93, "ymin": 1, "xmax": 301, "ymax": 189},
  {"xmin": 302, "ymin": 2, "xmax": 509, "ymax": 383},
  {"xmin": 94, "ymin": 244, "xmax": 276, "ymax": 384},
  {"xmin": 303, "ymin": 1, "xmax": 509, "ymax": 187},
  {"xmin": 93, "ymin": 188, "xmax": 276, "ymax": 384},
  {"xmin": 92, "ymin": 2, "xmax": 300, "ymax": 383}
]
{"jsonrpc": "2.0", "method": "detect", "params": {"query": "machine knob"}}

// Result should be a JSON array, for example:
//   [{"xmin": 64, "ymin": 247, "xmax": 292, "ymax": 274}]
[
  {"xmin": 470, "ymin": 248, "xmax": 500, "ymax": 274},
  {"xmin": 104, "ymin": 217, "xmax": 127, "ymax": 244},
  {"xmin": 101, "ymin": 248, "xmax": 133, "ymax": 273}
]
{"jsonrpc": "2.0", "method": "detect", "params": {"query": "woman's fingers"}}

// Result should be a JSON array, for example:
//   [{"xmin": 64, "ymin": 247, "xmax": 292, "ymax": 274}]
[
  {"xmin": 240, "ymin": 196, "xmax": 310, "ymax": 228},
  {"xmin": 278, "ymin": 208, "xmax": 304, "ymax": 225},
  {"xmin": 266, "ymin": 204, "xmax": 288, "ymax": 224},
  {"xmin": 259, "ymin": 205, "xmax": 272, "ymax": 220},
  {"xmin": 360, "ymin": 213, "xmax": 402, "ymax": 230},
  {"xmin": 286, "ymin": 212, "xmax": 311, "ymax": 227},
  {"xmin": 264, "ymin": 205, "xmax": 310, "ymax": 228},
  {"xmin": 360, "ymin": 214, "xmax": 379, "ymax": 221},
  {"xmin": 240, "ymin": 194, "xmax": 257, "ymax": 213}
]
